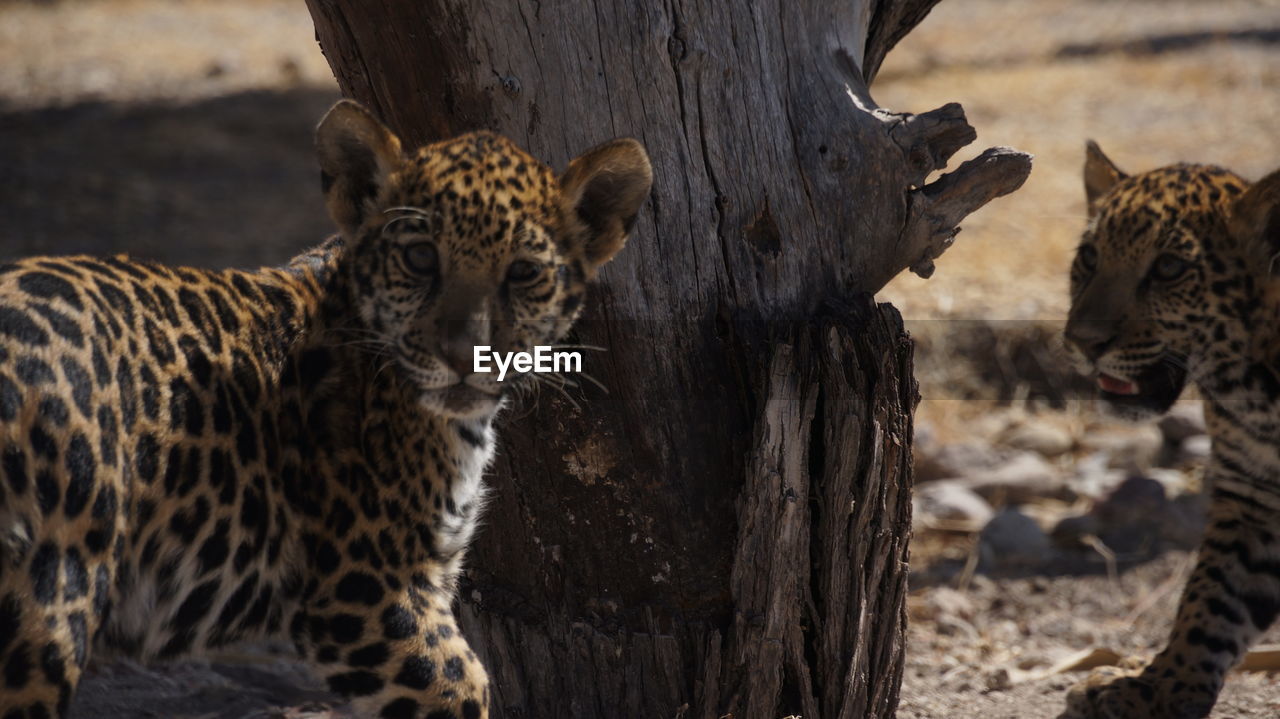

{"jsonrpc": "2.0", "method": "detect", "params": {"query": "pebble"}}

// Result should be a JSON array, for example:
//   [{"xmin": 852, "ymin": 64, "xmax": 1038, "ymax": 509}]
[
  {"xmin": 1049, "ymin": 513, "xmax": 1100, "ymax": 548},
  {"xmin": 1145, "ymin": 468, "xmax": 1188, "ymax": 496},
  {"xmin": 959, "ymin": 451, "xmax": 1070, "ymax": 504},
  {"xmin": 924, "ymin": 586, "xmax": 976, "ymax": 621},
  {"xmin": 1068, "ymin": 451, "xmax": 1128, "ymax": 500},
  {"xmin": 916, "ymin": 441, "xmax": 1015, "ymax": 483},
  {"xmin": 1051, "ymin": 475, "xmax": 1205, "ymax": 554},
  {"xmin": 999, "ymin": 419, "xmax": 1075, "ymax": 457},
  {"xmin": 1158, "ymin": 403, "xmax": 1207, "ymax": 443},
  {"xmin": 985, "ymin": 667, "xmax": 1014, "ymax": 691},
  {"xmin": 1180, "ymin": 435, "xmax": 1212, "ymax": 463},
  {"xmin": 914, "ymin": 481, "xmax": 995, "ymax": 529},
  {"xmin": 979, "ymin": 507, "xmax": 1052, "ymax": 567},
  {"xmin": 1080, "ymin": 424, "xmax": 1162, "ymax": 472}
]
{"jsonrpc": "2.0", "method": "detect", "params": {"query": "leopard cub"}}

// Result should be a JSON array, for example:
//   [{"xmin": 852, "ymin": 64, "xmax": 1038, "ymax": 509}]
[
  {"xmin": 0, "ymin": 100, "xmax": 651, "ymax": 719},
  {"xmin": 1062, "ymin": 142, "xmax": 1280, "ymax": 719}
]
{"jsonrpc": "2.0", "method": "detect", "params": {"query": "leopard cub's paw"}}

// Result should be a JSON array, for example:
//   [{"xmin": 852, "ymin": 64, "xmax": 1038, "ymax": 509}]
[
  {"xmin": 1059, "ymin": 661, "xmax": 1214, "ymax": 719},
  {"xmin": 1058, "ymin": 664, "xmax": 1147, "ymax": 719}
]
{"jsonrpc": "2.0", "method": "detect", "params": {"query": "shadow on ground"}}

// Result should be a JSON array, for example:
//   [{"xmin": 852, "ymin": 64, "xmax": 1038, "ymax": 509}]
[{"xmin": 0, "ymin": 87, "xmax": 340, "ymax": 268}]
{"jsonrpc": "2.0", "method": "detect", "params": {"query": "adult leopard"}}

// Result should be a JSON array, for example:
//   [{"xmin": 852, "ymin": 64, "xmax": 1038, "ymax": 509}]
[
  {"xmin": 0, "ymin": 99, "xmax": 652, "ymax": 719},
  {"xmin": 1061, "ymin": 141, "xmax": 1280, "ymax": 718}
]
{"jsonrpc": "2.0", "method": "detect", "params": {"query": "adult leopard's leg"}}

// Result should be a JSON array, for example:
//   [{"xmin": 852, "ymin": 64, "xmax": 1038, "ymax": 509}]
[
  {"xmin": 295, "ymin": 574, "xmax": 488, "ymax": 719},
  {"xmin": 1061, "ymin": 485, "xmax": 1280, "ymax": 719}
]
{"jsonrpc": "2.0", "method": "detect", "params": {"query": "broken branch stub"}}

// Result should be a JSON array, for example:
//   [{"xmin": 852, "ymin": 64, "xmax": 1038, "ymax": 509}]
[
  {"xmin": 905, "ymin": 146, "xmax": 1033, "ymax": 278},
  {"xmin": 875, "ymin": 100, "xmax": 1032, "ymax": 279},
  {"xmin": 882, "ymin": 102, "xmax": 978, "ymax": 188}
]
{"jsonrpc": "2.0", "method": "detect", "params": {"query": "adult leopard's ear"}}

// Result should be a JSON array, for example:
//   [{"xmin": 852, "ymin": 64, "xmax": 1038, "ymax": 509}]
[
  {"xmin": 316, "ymin": 100, "xmax": 403, "ymax": 238},
  {"xmin": 1230, "ymin": 169, "xmax": 1280, "ymax": 271},
  {"xmin": 1084, "ymin": 140, "xmax": 1127, "ymax": 217},
  {"xmin": 560, "ymin": 138, "xmax": 653, "ymax": 272}
]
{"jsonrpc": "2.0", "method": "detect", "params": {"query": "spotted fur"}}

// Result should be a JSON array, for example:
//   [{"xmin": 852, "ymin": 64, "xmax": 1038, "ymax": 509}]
[
  {"xmin": 1061, "ymin": 142, "xmax": 1280, "ymax": 719},
  {"xmin": 0, "ymin": 100, "xmax": 652, "ymax": 719}
]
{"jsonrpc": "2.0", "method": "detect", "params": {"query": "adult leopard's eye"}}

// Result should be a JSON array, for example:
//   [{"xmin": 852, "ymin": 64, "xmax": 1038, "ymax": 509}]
[
  {"xmin": 506, "ymin": 259, "xmax": 542, "ymax": 284},
  {"xmin": 1151, "ymin": 253, "xmax": 1189, "ymax": 282},
  {"xmin": 403, "ymin": 242, "xmax": 439, "ymax": 276},
  {"xmin": 1076, "ymin": 244, "xmax": 1098, "ymax": 273}
]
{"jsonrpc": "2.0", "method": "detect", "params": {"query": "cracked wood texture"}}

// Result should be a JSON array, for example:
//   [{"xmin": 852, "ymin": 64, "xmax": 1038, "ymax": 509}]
[{"xmin": 305, "ymin": 1, "xmax": 1003, "ymax": 716}]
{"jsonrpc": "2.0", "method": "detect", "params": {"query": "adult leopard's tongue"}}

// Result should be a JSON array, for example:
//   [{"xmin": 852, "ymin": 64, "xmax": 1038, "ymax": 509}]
[{"xmin": 1098, "ymin": 374, "xmax": 1138, "ymax": 395}]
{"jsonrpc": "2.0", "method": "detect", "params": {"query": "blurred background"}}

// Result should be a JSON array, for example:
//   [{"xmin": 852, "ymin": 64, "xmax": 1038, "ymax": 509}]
[{"xmin": 1, "ymin": 0, "xmax": 1278, "ymax": 716}]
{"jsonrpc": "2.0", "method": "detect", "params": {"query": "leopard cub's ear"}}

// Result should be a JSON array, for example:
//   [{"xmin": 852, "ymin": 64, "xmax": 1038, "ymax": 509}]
[
  {"xmin": 559, "ymin": 138, "xmax": 653, "ymax": 273},
  {"xmin": 1084, "ymin": 140, "xmax": 1127, "ymax": 217},
  {"xmin": 1231, "ymin": 168, "xmax": 1280, "ymax": 273},
  {"xmin": 316, "ymin": 100, "xmax": 403, "ymax": 239},
  {"xmin": 1234, "ymin": 169, "xmax": 1280, "ymax": 362}
]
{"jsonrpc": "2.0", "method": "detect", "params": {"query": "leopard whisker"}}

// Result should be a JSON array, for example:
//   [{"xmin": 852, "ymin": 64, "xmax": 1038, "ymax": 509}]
[
  {"xmin": 572, "ymin": 370, "xmax": 609, "ymax": 394},
  {"xmin": 527, "ymin": 373, "xmax": 582, "ymax": 413},
  {"xmin": 547, "ymin": 342, "xmax": 611, "ymax": 350}
]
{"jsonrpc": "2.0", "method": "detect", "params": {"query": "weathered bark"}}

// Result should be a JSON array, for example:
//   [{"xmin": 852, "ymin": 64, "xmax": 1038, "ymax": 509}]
[{"xmin": 305, "ymin": 1, "xmax": 1029, "ymax": 716}]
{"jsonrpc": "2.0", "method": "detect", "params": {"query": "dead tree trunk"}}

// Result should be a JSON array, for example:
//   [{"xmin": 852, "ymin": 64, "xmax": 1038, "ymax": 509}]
[{"xmin": 305, "ymin": 2, "xmax": 1029, "ymax": 717}]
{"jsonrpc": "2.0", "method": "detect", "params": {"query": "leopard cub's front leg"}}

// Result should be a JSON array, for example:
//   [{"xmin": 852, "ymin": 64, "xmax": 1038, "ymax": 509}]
[{"xmin": 1059, "ymin": 497, "xmax": 1280, "ymax": 719}]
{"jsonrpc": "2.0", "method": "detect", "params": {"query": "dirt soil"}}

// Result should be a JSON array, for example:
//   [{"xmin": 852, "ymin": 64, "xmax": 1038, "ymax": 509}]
[{"xmin": 1, "ymin": 0, "xmax": 1279, "ymax": 717}]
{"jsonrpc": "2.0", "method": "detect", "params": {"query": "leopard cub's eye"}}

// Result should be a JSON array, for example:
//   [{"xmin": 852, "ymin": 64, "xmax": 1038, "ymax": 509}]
[
  {"xmin": 1151, "ymin": 253, "xmax": 1189, "ymax": 282},
  {"xmin": 506, "ymin": 259, "xmax": 543, "ymax": 284},
  {"xmin": 1076, "ymin": 244, "xmax": 1098, "ymax": 273},
  {"xmin": 402, "ymin": 242, "xmax": 439, "ymax": 276}
]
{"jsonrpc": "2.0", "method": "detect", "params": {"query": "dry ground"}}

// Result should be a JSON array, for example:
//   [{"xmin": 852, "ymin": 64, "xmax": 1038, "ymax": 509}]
[{"xmin": 1, "ymin": 0, "xmax": 1279, "ymax": 717}]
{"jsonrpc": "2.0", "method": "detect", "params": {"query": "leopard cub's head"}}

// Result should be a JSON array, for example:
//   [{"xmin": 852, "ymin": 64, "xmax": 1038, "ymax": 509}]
[
  {"xmin": 316, "ymin": 100, "xmax": 651, "ymax": 419},
  {"xmin": 1065, "ymin": 141, "xmax": 1280, "ymax": 418}
]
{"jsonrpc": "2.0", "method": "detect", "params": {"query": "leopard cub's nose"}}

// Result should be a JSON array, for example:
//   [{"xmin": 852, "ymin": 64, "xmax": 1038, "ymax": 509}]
[
  {"xmin": 438, "ymin": 337, "xmax": 477, "ymax": 378},
  {"xmin": 1064, "ymin": 319, "xmax": 1118, "ymax": 360}
]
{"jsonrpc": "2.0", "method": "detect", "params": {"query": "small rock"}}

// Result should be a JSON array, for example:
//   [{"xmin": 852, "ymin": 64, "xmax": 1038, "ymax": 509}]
[
  {"xmin": 1180, "ymin": 435, "xmax": 1212, "ymax": 463},
  {"xmin": 959, "ymin": 451, "xmax": 1070, "ymax": 504},
  {"xmin": 1145, "ymin": 468, "xmax": 1191, "ymax": 496},
  {"xmin": 925, "ymin": 586, "xmax": 976, "ymax": 621},
  {"xmin": 1067, "ymin": 451, "xmax": 1128, "ymax": 500},
  {"xmin": 1099, "ymin": 474, "xmax": 1167, "ymax": 508},
  {"xmin": 985, "ymin": 667, "xmax": 1014, "ymax": 691},
  {"xmin": 1080, "ymin": 424, "xmax": 1163, "ymax": 472},
  {"xmin": 1158, "ymin": 403, "xmax": 1207, "ymax": 443},
  {"xmin": 914, "ymin": 481, "xmax": 995, "ymax": 530},
  {"xmin": 916, "ymin": 441, "xmax": 1015, "ymax": 483},
  {"xmin": 971, "ymin": 411, "xmax": 1018, "ymax": 439},
  {"xmin": 1050, "ymin": 513, "xmax": 1100, "ymax": 548},
  {"xmin": 979, "ymin": 507, "xmax": 1052, "ymax": 566},
  {"xmin": 999, "ymin": 419, "xmax": 1074, "ymax": 457},
  {"xmin": 1053, "ymin": 476, "xmax": 1204, "ymax": 555}
]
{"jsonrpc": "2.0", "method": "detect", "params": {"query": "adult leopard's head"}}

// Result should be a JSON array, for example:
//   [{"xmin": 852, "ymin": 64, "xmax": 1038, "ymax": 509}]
[
  {"xmin": 1064, "ymin": 141, "xmax": 1280, "ymax": 418},
  {"xmin": 315, "ymin": 100, "xmax": 651, "ymax": 419}
]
